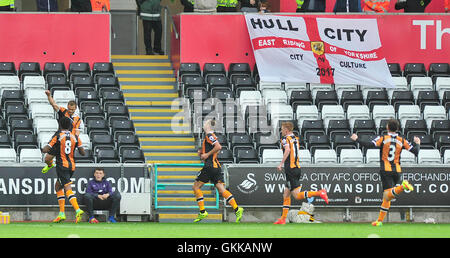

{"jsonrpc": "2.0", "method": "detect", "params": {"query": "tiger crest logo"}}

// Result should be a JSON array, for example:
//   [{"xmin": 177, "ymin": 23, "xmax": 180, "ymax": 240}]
[{"xmin": 311, "ymin": 41, "xmax": 325, "ymax": 55}]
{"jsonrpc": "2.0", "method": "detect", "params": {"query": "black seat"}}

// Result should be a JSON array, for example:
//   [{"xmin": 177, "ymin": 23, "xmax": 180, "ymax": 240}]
[
  {"xmin": 10, "ymin": 118, "xmax": 33, "ymax": 136},
  {"xmin": 14, "ymin": 132, "xmax": 38, "ymax": 152},
  {"xmin": 81, "ymin": 102, "xmax": 103, "ymax": 118},
  {"xmin": 91, "ymin": 134, "xmax": 114, "ymax": 151},
  {"xmin": 44, "ymin": 62, "xmax": 66, "ymax": 78},
  {"xmin": 47, "ymin": 74, "xmax": 69, "ymax": 92},
  {"xmin": 97, "ymin": 76, "xmax": 119, "ymax": 90},
  {"xmin": 206, "ymin": 74, "xmax": 230, "ymax": 92},
  {"xmin": 315, "ymin": 90, "xmax": 338, "ymax": 111},
  {"xmin": 437, "ymin": 135, "xmax": 450, "ymax": 155},
  {"xmin": 229, "ymin": 63, "xmax": 251, "ymax": 78},
  {"xmin": 301, "ymin": 120, "xmax": 325, "ymax": 141},
  {"xmin": 430, "ymin": 120, "xmax": 450, "ymax": 141},
  {"xmin": 404, "ymin": 63, "xmax": 427, "ymax": 83},
  {"xmin": 121, "ymin": 148, "xmax": 145, "ymax": 163},
  {"xmin": 106, "ymin": 104, "xmax": 129, "ymax": 120},
  {"xmin": 403, "ymin": 119, "xmax": 427, "ymax": 138},
  {"xmin": 101, "ymin": 90, "xmax": 125, "ymax": 107},
  {"xmin": 95, "ymin": 148, "xmax": 119, "ymax": 163},
  {"xmin": 181, "ymin": 74, "xmax": 204, "ymax": 95},
  {"xmin": 78, "ymin": 89, "xmax": 100, "ymax": 105},
  {"xmin": 86, "ymin": 118, "xmax": 109, "ymax": 135},
  {"xmin": 307, "ymin": 134, "xmax": 331, "ymax": 155},
  {"xmin": 429, "ymin": 63, "xmax": 450, "ymax": 83},
  {"xmin": 0, "ymin": 62, "xmax": 16, "ymax": 75},
  {"xmin": 352, "ymin": 119, "xmax": 376, "ymax": 136},
  {"xmin": 327, "ymin": 119, "xmax": 350, "ymax": 140},
  {"xmin": 416, "ymin": 91, "xmax": 440, "ymax": 111},
  {"xmin": 179, "ymin": 63, "xmax": 201, "ymax": 77},
  {"xmin": 117, "ymin": 133, "xmax": 140, "ymax": 149},
  {"xmin": 230, "ymin": 133, "xmax": 253, "ymax": 152},
  {"xmin": 75, "ymin": 149, "xmax": 94, "ymax": 163},
  {"xmin": 203, "ymin": 63, "xmax": 226, "ymax": 77},
  {"xmin": 19, "ymin": 62, "xmax": 41, "ymax": 80},
  {"xmin": 366, "ymin": 90, "xmax": 389, "ymax": 111},
  {"xmin": 232, "ymin": 76, "xmax": 257, "ymax": 96},
  {"xmin": 388, "ymin": 63, "xmax": 402, "ymax": 77},
  {"xmin": 340, "ymin": 91, "xmax": 364, "ymax": 111},
  {"xmin": 1, "ymin": 90, "xmax": 24, "ymax": 109},
  {"xmin": 73, "ymin": 75, "xmax": 95, "ymax": 94},
  {"xmin": 92, "ymin": 62, "xmax": 114, "ymax": 77},
  {"xmin": 111, "ymin": 119, "xmax": 134, "ymax": 136},
  {"xmin": 69, "ymin": 62, "xmax": 91, "ymax": 79},
  {"xmin": 290, "ymin": 90, "xmax": 313, "ymax": 109},
  {"xmin": 332, "ymin": 134, "xmax": 357, "ymax": 155},
  {"xmin": 218, "ymin": 149, "xmax": 234, "ymax": 164},
  {"xmin": 0, "ymin": 133, "xmax": 13, "ymax": 148},
  {"xmin": 409, "ymin": 134, "xmax": 434, "ymax": 149},
  {"xmin": 391, "ymin": 91, "xmax": 414, "ymax": 112},
  {"xmin": 4, "ymin": 102, "xmax": 27, "ymax": 122},
  {"xmin": 0, "ymin": 119, "xmax": 7, "ymax": 134},
  {"xmin": 235, "ymin": 148, "xmax": 258, "ymax": 163}
]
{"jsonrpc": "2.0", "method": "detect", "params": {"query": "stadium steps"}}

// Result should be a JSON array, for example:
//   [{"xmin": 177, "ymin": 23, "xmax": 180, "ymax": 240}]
[{"xmin": 113, "ymin": 55, "xmax": 220, "ymax": 222}]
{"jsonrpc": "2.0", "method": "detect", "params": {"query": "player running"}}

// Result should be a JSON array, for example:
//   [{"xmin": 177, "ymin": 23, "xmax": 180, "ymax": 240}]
[
  {"xmin": 351, "ymin": 118, "xmax": 420, "ymax": 226},
  {"xmin": 274, "ymin": 121, "xmax": 329, "ymax": 225},
  {"xmin": 193, "ymin": 119, "xmax": 244, "ymax": 223},
  {"xmin": 41, "ymin": 117, "xmax": 86, "ymax": 223}
]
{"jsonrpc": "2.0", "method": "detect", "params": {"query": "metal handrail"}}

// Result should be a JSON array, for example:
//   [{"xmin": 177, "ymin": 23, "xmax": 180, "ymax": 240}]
[
  {"xmin": 161, "ymin": 5, "xmax": 179, "ymax": 55},
  {"xmin": 153, "ymin": 163, "xmax": 220, "ymax": 210}
]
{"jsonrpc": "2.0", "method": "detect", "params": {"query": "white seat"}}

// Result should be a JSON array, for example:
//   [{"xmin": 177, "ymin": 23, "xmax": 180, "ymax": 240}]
[
  {"xmin": 34, "ymin": 118, "xmax": 58, "ymax": 134},
  {"xmin": 444, "ymin": 149, "xmax": 450, "ymax": 164},
  {"xmin": 387, "ymin": 77, "xmax": 409, "ymax": 98},
  {"xmin": 335, "ymin": 84, "xmax": 358, "ymax": 99},
  {"xmin": 397, "ymin": 105, "xmax": 421, "ymax": 127},
  {"xmin": 78, "ymin": 133, "xmax": 91, "ymax": 150},
  {"xmin": 435, "ymin": 77, "xmax": 450, "ymax": 100},
  {"xmin": 285, "ymin": 82, "xmax": 307, "ymax": 98},
  {"xmin": 418, "ymin": 149, "xmax": 442, "ymax": 164},
  {"xmin": 263, "ymin": 90, "xmax": 287, "ymax": 109},
  {"xmin": 53, "ymin": 90, "xmax": 75, "ymax": 104},
  {"xmin": 310, "ymin": 83, "xmax": 333, "ymax": 99},
  {"xmin": 23, "ymin": 76, "xmax": 46, "ymax": 90},
  {"xmin": 262, "ymin": 149, "xmax": 283, "ymax": 164},
  {"xmin": 298, "ymin": 149, "xmax": 312, "ymax": 164},
  {"xmin": 29, "ymin": 103, "xmax": 55, "ymax": 119},
  {"xmin": 0, "ymin": 75, "xmax": 20, "ymax": 95},
  {"xmin": 259, "ymin": 81, "xmax": 283, "ymax": 93},
  {"xmin": 339, "ymin": 149, "xmax": 363, "ymax": 164},
  {"xmin": 0, "ymin": 148, "xmax": 17, "ymax": 163},
  {"xmin": 38, "ymin": 132, "xmax": 55, "ymax": 149},
  {"xmin": 296, "ymin": 105, "xmax": 319, "ymax": 128},
  {"xmin": 400, "ymin": 149, "xmax": 416, "ymax": 164},
  {"xmin": 410, "ymin": 77, "xmax": 433, "ymax": 98},
  {"xmin": 270, "ymin": 104, "xmax": 293, "ymax": 132},
  {"xmin": 314, "ymin": 149, "xmax": 337, "ymax": 164},
  {"xmin": 25, "ymin": 89, "xmax": 48, "ymax": 105},
  {"xmin": 372, "ymin": 105, "xmax": 395, "ymax": 128},
  {"xmin": 346, "ymin": 105, "xmax": 370, "ymax": 127},
  {"xmin": 19, "ymin": 148, "xmax": 43, "ymax": 163},
  {"xmin": 365, "ymin": 149, "xmax": 380, "ymax": 164},
  {"xmin": 423, "ymin": 105, "xmax": 447, "ymax": 128},
  {"xmin": 239, "ymin": 91, "xmax": 261, "ymax": 114},
  {"xmin": 360, "ymin": 85, "xmax": 384, "ymax": 100},
  {"xmin": 321, "ymin": 105, "xmax": 345, "ymax": 128}
]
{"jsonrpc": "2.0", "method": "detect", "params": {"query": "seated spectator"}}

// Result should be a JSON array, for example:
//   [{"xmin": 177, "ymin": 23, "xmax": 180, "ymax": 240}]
[
  {"xmin": 36, "ymin": 0, "xmax": 58, "ymax": 11},
  {"xmin": 84, "ymin": 168, "xmax": 121, "ymax": 223},
  {"xmin": 0, "ymin": 0, "xmax": 14, "ymax": 11},
  {"xmin": 362, "ymin": 0, "xmax": 390, "ymax": 13},
  {"xmin": 297, "ymin": 0, "xmax": 325, "ymax": 12},
  {"xmin": 395, "ymin": 0, "xmax": 431, "ymax": 12},
  {"xmin": 71, "ymin": 0, "xmax": 92, "ymax": 12},
  {"xmin": 194, "ymin": 0, "xmax": 217, "ymax": 12},
  {"xmin": 258, "ymin": 0, "xmax": 270, "ymax": 13},
  {"xmin": 333, "ymin": 0, "xmax": 361, "ymax": 12}
]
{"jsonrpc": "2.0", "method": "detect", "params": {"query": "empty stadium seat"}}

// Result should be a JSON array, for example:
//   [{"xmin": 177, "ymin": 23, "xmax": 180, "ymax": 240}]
[
  {"xmin": 95, "ymin": 148, "xmax": 119, "ymax": 163},
  {"xmin": 388, "ymin": 63, "xmax": 402, "ymax": 77},
  {"xmin": 418, "ymin": 149, "xmax": 442, "ymax": 164},
  {"xmin": 235, "ymin": 148, "xmax": 259, "ymax": 163},
  {"xmin": 365, "ymin": 149, "xmax": 380, "ymax": 164},
  {"xmin": 68, "ymin": 62, "xmax": 91, "ymax": 79},
  {"xmin": 53, "ymin": 90, "xmax": 76, "ymax": 106},
  {"xmin": 429, "ymin": 63, "xmax": 450, "ymax": 82},
  {"xmin": 0, "ymin": 148, "xmax": 16, "ymax": 163},
  {"xmin": 339, "ymin": 149, "xmax": 363, "ymax": 164},
  {"xmin": 430, "ymin": 119, "xmax": 450, "ymax": 140},
  {"xmin": 296, "ymin": 105, "xmax": 319, "ymax": 127},
  {"xmin": 298, "ymin": 149, "xmax": 312, "ymax": 164},
  {"xmin": 404, "ymin": 63, "xmax": 427, "ymax": 82},
  {"xmin": 435, "ymin": 77, "xmax": 450, "ymax": 99},
  {"xmin": 43, "ymin": 62, "xmax": 66, "ymax": 78},
  {"xmin": 423, "ymin": 105, "xmax": 446, "ymax": 127},
  {"xmin": 285, "ymin": 82, "xmax": 307, "ymax": 97},
  {"xmin": 347, "ymin": 105, "xmax": 370, "ymax": 127},
  {"xmin": 398, "ymin": 105, "xmax": 421, "ymax": 127},
  {"xmin": 34, "ymin": 118, "xmax": 58, "ymax": 134},
  {"xmin": 262, "ymin": 149, "xmax": 283, "ymax": 164},
  {"xmin": 203, "ymin": 63, "xmax": 226, "ymax": 77},
  {"xmin": 410, "ymin": 77, "xmax": 433, "ymax": 98},
  {"xmin": 416, "ymin": 91, "xmax": 440, "ymax": 111},
  {"xmin": 315, "ymin": 90, "xmax": 338, "ymax": 111},
  {"xmin": 390, "ymin": 90, "xmax": 414, "ymax": 112},
  {"xmin": 313, "ymin": 149, "xmax": 337, "ymax": 164},
  {"xmin": 25, "ymin": 89, "xmax": 48, "ymax": 105},
  {"xmin": 19, "ymin": 62, "xmax": 41, "ymax": 80},
  {"xmin": 372, "ymin": 105, "xmax": 395, "ymax": 128},
  {"xmin": 23, "ymin": 76, "xmax": 46, "ymax": 91},
  {"xmin": 179, "ymin": 63, "xmax": 201, "ymax": 77},
  {"xmin": 0, "ymin": 62, "xmax": 16, "ymax": 75},
  {"xmin": 340, "ymin": 90, "xmax": 364, "ymax": 111},
  {"xmin": 444, "ymin": 149, "xmax": 450, "ymax": 164},
  {"xmin": 259, "ymin": 81, "xmax": 283, "ymax": 93},
  {"xmin": 334, "ymin": 84, "xmax": 358, "ymax": 99},
  {"xmin": 218, "ymin": 149, "xmax": 234, "ymax": 164},
  {"xmin": 403, "ymin": 119, "xmax": 427, "ymax": 138},
  {"xmin": 0, "ymin": 76, "xmax": 20, "ymax": 95},
  {"xmin": 400, "ymin": 149, "xmax": 416, "ymax": 164},
  {"xmin": 19, "ymin": 148, "xmax": 43, "ymax": 163},
  {"xmin": 321, "ymin": 105, "xmax": 345, "ymax": 128},
  {"xmin": 121, "ymin": 149, "xmax": 145, "ymax": 163}
]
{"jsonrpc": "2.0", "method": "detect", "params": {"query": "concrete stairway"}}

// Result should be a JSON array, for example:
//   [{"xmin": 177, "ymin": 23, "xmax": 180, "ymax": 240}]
[{"xmin": 112, "ymin": 55, "xmax": 222, "ymax": 223}]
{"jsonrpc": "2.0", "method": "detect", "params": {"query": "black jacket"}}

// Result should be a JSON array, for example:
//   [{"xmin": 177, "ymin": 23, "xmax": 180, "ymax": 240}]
[
  {"xmin": 395, "ymin": 0, "xmax": 431, "ymax": 12},
  {"xmin": 333, "ymin": 0, "xmax": 362, "ymax": 12},
  {"xmin": 297, "ymin": 0, "xmax": 326, "ymax": 12},
  {"xmin": 71, "ymin": 0, "xmax": 92, "ymax": 12}
]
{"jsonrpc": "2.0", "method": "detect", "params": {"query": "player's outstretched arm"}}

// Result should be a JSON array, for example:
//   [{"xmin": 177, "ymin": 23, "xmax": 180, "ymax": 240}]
[{"xmin": 45, "ymin": 90, "xmax": 60, "ymax": 112}]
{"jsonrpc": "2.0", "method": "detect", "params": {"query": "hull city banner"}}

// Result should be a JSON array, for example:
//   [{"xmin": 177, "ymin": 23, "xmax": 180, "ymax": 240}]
[
  {"xmin": 227, "ymin": 166, "xmax": 450, "ymax": 207},
  {"xmin": 0, "ymin": 166, "xmax": 147, "ymax": 206},
  {"xmin": 244, "ymin": 14, "xmax": 395, "ymax": 88}
]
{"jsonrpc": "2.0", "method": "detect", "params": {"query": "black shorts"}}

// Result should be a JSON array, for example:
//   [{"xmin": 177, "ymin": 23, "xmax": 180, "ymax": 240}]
[
  {"xmin": 195, "ymin": 166, "xmax": 224, "ymax": 185},
  {"xmin": 379, "ymin": 170, "xmax": 401, "ymax": 190},
  {"xmin": 56, "ymin": 166, "xmax": 74, "ymax": 187},
  {"xmin": 285, "ymin": 167, "xmax": 302, "ymax": 191}
]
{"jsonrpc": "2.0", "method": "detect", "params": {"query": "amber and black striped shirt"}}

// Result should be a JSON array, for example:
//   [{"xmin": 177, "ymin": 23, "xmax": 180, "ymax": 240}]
[
  {"xmin": 47, "ymin": 130, "xmax": 83, "ymax": 171},
  {"xmin": 281, "ymin": 134, "xmax": 301, "ymax": 169}
]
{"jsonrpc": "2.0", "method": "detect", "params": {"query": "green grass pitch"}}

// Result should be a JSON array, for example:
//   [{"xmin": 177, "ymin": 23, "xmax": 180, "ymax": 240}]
[{"xmin": 1, "ymin": 222, "xmax": 450, "ymax": 238}]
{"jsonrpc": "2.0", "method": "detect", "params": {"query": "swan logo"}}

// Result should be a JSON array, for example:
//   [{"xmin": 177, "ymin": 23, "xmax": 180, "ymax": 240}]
[{"xmin": 237, "ymin": 173, "xmax": 258, "ymax": 194}]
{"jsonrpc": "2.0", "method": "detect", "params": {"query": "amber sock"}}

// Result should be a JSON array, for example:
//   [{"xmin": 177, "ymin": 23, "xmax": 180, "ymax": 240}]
[
  {"xmin": 281, "ymin": 196, "xmax": 291, "ymax": 219},
  {"xmin": 377, "ymin": 199, "xmax": 391, "ymax": 222},
  {"xmin": 56, "ymin": 189, "xmax": 65, "ymax": 213},
  {"xmin": 65, "ymin": 189, "xmax": 80, "ymax": 211},
  {"xmin": 296, "ymin": 190, "xmax": 320, "ymax": 200},
  {"xmin": 194, "ymin": 189, "xmax": 205, "ymax": 212},
  {"xmin": 222, "ymin": 190, "xmax": 238, "ymax": 210}
]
